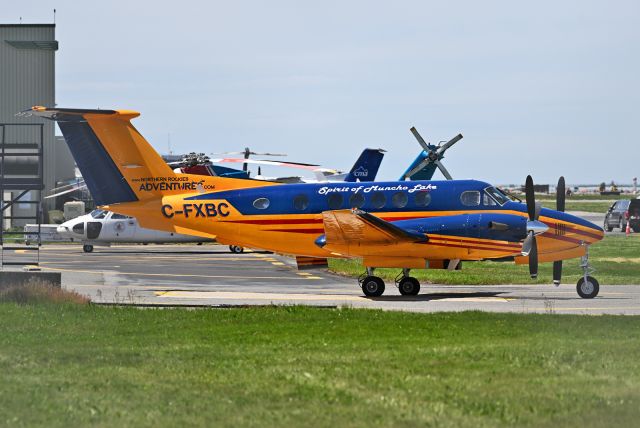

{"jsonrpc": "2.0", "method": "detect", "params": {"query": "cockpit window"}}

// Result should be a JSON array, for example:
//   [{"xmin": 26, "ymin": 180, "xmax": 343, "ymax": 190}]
[
  {"xmin": 90, "ymin": 210, "xmax": 107, "ymax": 219},
  {"xmin": 111, "ymin": 213, "xmax": 129, "ymax": 219},
  {"xmin": 460, "ymin": 191, "xmax": 480, "ymax": 206},
  {"xmin": 484, "ymin": 186, "xmax": 509, "ymax": 206}
]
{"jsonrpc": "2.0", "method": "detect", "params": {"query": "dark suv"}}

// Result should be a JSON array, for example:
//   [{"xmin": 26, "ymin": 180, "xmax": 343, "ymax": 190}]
[{"xmin": 604, "ymin": 199, "xmax": 640, "ymax": 232}]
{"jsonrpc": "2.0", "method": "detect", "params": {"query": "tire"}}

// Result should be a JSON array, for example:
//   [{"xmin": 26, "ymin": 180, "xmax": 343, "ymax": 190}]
[
  {"xmin": 361, "ymin": 276, "xmax": 385, "ymax": 297},
  {"xmin": 83, "ymin": 244, "xmax": 94, "ymax": 253},
  {"xmin": 229, "ymin": 245, "xmax": 244, "ymax": 254},
  {"xmin": 577, "ymin": 276, "xmax": 599, "ymax": 299},
  {"xmin": 398, "ymin": 277, "xmax": 420, "ymax": 296}
]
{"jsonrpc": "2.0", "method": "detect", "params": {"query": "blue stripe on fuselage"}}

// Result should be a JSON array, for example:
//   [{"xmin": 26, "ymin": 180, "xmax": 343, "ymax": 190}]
[{"xmin": 184, "ymin": 179, "xmax": 602, "ymax": 233}]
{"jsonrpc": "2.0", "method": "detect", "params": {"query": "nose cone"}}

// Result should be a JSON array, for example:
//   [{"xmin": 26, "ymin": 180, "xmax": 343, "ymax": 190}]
[{"xmin": 56, "ymin": 224, "xmax": 69, "ymax": 235}]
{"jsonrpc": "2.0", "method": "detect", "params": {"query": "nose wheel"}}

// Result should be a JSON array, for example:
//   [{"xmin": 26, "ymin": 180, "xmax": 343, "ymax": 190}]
[{"xmin": 577, "ymin": 245, "xmax": 599, "ymax": 298}]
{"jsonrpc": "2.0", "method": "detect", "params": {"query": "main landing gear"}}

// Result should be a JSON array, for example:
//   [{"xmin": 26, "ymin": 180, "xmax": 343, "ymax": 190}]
[
  {"xmin": 577, "ymin": 245, "xmax": 599, "ymax": 299},
  {"xmin": 358, "ymin": 268, "xmax": 420, "ymax": 297}
]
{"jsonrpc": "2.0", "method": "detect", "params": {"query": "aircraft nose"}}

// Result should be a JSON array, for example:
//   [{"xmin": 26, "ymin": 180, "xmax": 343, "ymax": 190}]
[{"xmin": 56, "ymin": 225, "xmax": 68, "ymax": 234}]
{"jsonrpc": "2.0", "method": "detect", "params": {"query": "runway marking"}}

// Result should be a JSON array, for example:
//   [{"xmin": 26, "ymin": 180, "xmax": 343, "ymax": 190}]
[
  {"xmin": 297, "ymin": 272, "xmax": 312, "ymax": 276},
  {"xmin": 39, "ymin": 265, "xmax": 323, "ymax": 281},
  {"xmin": 305, "ymin": 276, "xmax": 323, "ymax": 280},
  {"xmin": 271, "ymin": 262, "xmax": 285, "ymax": 266},
  {"xmin": 14, "ymin": 250, "xmax": 28, "ymax": 254},
  {"xmin": 157, "ymin": 290, "xmax": 364, "ymax": 301}
]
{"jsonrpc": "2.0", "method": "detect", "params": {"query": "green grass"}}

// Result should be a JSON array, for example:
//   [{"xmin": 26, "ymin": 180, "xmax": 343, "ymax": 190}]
[
  {"xmin": 0, "ymin": 304, "xmax": 639, "ymax": 427},
  {"xmin": 329, "ymin": 235, "xmax": 640, "ymax": 285},
  {"xmin": 540, "ymin": 200, "xmax": 613, "ymax": 213}
]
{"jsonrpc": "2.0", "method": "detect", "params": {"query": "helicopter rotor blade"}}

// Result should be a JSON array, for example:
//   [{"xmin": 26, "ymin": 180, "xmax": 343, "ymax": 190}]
[
  {"xmin": 434, "ymin": 160, "xmax": 453, "ymax": 180},
  {"xmin": 436, "ymin": 133, "xmax": 463, "ymax": 155},
  {"xmin": 409, "ymin": 127, "xmax": 431, "ymax": 152}
]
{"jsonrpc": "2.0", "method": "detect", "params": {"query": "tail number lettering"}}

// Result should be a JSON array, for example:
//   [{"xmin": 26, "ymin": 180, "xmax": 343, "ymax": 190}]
[{"xmin": 162, "ymin": 203, "xmax": 230, "ymax": 219}]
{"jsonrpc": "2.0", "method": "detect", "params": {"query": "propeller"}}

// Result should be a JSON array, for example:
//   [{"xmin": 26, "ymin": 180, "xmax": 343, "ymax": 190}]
[
  {"xmin": 210, "ymin": 147, "xmax": 287, "ymax": 171},
  {"xmin": 403, "ymin": 127, "xmax": 463, "ymax": 180},
  {"xmin": 522, "ymin": 175, "xmax": 548, "ymax": 279},
  {"xmin": 553, "ymin": 176, "xmax": 566, "ymax": 285}
]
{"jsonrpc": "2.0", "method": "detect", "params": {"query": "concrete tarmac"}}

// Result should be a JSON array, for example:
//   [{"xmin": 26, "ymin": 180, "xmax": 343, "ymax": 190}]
[{"xmin": 30, "ymin": 243, "xmax": 640, "ymax": 315}]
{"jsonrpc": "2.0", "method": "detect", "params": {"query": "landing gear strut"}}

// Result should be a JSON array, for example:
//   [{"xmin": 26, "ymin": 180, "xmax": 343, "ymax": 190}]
[
  {"xmin": 577, "ymin": 244, "xmax": 599, "ymax": 299},
  {"xmin": 396, "ymin": 268, "xmax": 420, "ymax": 296},
  {"xmin": 359, "ymin": 268, "xmax": 385, "ymax": 297}
]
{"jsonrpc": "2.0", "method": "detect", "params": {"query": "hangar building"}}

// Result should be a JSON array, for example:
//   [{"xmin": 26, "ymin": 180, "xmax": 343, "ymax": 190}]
[{"xmin": 0, "ymin": 23, "xmax": 75, "ymax": 227}]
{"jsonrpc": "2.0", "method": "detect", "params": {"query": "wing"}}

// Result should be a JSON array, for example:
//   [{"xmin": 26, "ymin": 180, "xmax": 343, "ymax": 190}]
[{"xmin": 322, "ymin": 209, "xmax": 427, "ymax": 246}]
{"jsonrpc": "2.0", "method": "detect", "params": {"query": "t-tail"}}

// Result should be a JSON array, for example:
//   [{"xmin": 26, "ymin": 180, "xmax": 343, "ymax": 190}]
[
  {"xmin": 28, "ymin": 107, "xmax": 273, "ymax": 207},
  {"xmin": 343, "ymin": 148, "xmax": 385, "ymax": 182}
]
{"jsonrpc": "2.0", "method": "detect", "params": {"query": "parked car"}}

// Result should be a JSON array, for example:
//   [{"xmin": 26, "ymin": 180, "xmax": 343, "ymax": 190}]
[{"xmin": 604, "ymin": 199, "xmax": 640, "ymax": 232}]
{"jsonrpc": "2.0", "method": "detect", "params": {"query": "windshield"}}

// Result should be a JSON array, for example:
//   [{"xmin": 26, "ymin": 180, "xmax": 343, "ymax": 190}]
[
  {"xmin": 90, "ymin": 209, "xmax": 107, "ymax": 219},
  {"xmin": 484, "ymin": 186, "xmax": 509, "ymax": 206}
]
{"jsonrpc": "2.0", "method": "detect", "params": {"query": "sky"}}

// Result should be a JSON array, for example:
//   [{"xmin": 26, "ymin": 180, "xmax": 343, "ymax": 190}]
[{"xmin": 5, "ymin": 0, "xmax": 639, "ymax": 184}]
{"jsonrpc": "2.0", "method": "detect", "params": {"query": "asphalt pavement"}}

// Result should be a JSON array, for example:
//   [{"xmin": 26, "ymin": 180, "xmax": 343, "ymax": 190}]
[{"xmin": 29, "ymin": 243, "xmax": 640, "ymax": 315}]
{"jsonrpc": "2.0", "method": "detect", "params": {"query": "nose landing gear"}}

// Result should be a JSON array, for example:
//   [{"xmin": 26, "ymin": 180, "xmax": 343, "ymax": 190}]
[{"xmin": 577, "ymin": 245, "xmax": 599, "ymax": 298}]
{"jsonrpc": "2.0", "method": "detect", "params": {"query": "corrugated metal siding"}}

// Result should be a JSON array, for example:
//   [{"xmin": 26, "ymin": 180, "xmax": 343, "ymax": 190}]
[{"xmin": 0, "ymin": 25, "xmax": 71, "ymax": 224}]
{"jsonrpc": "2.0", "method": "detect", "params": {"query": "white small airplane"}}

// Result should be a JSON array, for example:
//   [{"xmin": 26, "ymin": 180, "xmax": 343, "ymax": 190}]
[{"xmin": 57, "ymin": 209, "xmax": 214, "ymax": 252}]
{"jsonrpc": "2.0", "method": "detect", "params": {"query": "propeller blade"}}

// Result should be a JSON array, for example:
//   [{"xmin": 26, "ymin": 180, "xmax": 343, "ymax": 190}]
[
  {"xmin": 553, "ymin": 260, "xmax": 562, "ymax": 285},
  {"xmin": 556, "ymin": 176, "xmax": 566, "ymax": 212},
  {"xmin": 522, "ymin": 231, "xmax": 534, "ymax": 256},
  {"xmin": 409, "ymin": 127, "xmax": 431, "ymax": 152},
  {"xmin": 525, "ymin": 175, "xmax": 536, "ymax": 220},
  {"xmin": 436, "ymin": 133, "xmax": 463, "ymax": 155},
  {"xmin": 403, "ymin": 157, "xmax": 433, "ymax": 180},
  {"xmin": 534, "ymin": 201, "xmax": 542, "ymax": 220},
  {"xmin": 529, "ymin": 236, "xmax": 538, "ymax": 279}
]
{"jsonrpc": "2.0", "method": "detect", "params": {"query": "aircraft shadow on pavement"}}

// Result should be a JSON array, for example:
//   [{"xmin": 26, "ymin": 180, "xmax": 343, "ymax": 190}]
[{"xmin": 368, "ymin": 291, "xmax": 505, "ymax": 302}]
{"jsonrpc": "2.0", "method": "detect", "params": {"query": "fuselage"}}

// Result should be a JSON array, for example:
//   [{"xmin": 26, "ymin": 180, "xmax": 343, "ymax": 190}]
[{"xmin": 145, "ymin": 179, "xmax": 603, "ymax": 261}]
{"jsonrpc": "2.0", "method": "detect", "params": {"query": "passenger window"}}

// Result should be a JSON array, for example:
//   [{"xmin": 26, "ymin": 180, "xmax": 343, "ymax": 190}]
[
  {"xmin": 414, "ymin": 191, "xmax": 431, "ymax": 207},
  {"xmin": 349, "ymin": 193, "xmax": 365, "ymax": 209},
  {"xmin": 461, "ymin": 191, "xmax": 480, "ymax": 206},
  {"xmin": 72, "ymin": 223, "xmax": 85, "ymax": 234},
  {"xmin": 293, "ymin": 194, "xmax": 309, "ymax": 210},
  {"xmin": 392, "ymin": 192, "xmax": 408, "ymax": 208},
  {"xmin": 253, "ymin": 197, "xmax": 270, "ymax": 210},
  {"xmin": 370, "ymin": 192, "xmax": 386, "ymax": 209},
  {"xmin": 327, "ymin": 193, "xmax": 343, "ymax": 210},
  {"xmin": 112, "ymin": 213, "xmax": 128, "ymax": 219}
]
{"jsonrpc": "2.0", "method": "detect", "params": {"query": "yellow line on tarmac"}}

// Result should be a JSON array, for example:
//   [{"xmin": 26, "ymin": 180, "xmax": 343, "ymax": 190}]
[
  {"xmin": 39, "ymin": 265, "xmax": 322, "ymax": 281},
  {"xmin": 157, "ymin": 290, "xmax": 363, "ymax": 301},
  {"xmin": 271, "ymin": 262, "xmax": 285, "ymax": 266}
]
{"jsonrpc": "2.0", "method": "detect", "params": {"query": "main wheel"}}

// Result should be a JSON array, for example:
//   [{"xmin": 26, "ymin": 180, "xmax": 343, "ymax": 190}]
[
  {"xmin": 577, "ymin": 276, "xmax": 599, "ymax": 299},
  {"xmin": 83, "ymin": 244, "xmax": 94, "ymax": 253},
  {"xmin": 398, "ymin": 277, "xmax": 420, "ymax": 296},
  {"xmin": 361, "ymin": 276, "xmax": 385, "ymax": 297},
  {"xmin": 229, "ymin": 245, "xmax": 244, "ymax": 254}
]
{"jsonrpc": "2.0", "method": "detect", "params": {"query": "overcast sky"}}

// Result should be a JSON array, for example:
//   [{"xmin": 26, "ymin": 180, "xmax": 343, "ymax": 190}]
[{"xmin": 6, "ymin": 1, "xmax": 639, "ymax": 184}]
